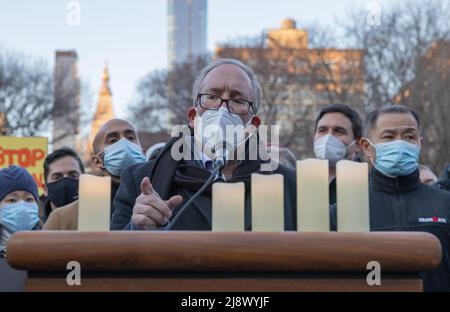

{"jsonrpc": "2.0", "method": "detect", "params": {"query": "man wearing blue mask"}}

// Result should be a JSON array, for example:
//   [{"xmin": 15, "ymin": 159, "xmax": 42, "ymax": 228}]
[
  {"xmin": 92, "ymin": 118, "xmax": 145, "ymax": 181},
  {"xmin": 338, "ymin": 104, "xmax": 450, "ymax": 292},
  {"xmin": 43, "ymin": 119, "xmax": 145, "ymax": 230},
  {"xmin": 44, "ymin": 119, "xmax": 145, "ymax": 231},
  {"xmin": 92, "ymin": 119, "xmax": 145, "ymax": 206},
  {"xmin": 313, "ymin": 103, "xmax": 363, "ymax": 205}
]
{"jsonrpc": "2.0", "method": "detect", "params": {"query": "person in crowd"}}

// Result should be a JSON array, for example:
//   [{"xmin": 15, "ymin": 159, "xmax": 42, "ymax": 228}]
[
  {"xmin": 313, "ymin": 103, "xmax": 363, "ymax": 205},
  {"xmin": 44, "ymin": 119, "xmax": 145, "ymax": 230},
  {"xmin": 92, "ymin": 119, "xmax": 145, "ymax": 185},
  {"xmin": 433, "ymin": 163, "xmax": 450, "ymax": 193},
  {"xmin": 419, "ymin": 164, "xmax": 438, "ymax": 185},
  {"xmin": 332, "ymin": 105, "xmax": 450, "ymax": 292},
  {"xmin": 40, "ymin": 147, "xmax": 84, "ymax": 222},
  {"xmin": 0, "ymin": 165, "xmax": 41, "ymax": 258},
  {"xmin": 111, "ymin": 58, "xmax": 297, "ymax": 231}
]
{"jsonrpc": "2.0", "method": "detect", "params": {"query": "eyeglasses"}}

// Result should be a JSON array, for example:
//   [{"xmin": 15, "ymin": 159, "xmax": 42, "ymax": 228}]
[{"xmin": 196, "ymin": 93, "xmax": 253, "ymax": 115}]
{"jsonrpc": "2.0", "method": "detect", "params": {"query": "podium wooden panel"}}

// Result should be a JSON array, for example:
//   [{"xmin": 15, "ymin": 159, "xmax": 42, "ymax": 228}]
[{"xmin": 6, "ymin": 231, "xmax": 442, "ymax": 292}]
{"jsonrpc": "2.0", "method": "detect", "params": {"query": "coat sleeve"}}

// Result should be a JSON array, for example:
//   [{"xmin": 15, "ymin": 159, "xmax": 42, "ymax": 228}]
[
  {"xmin": 42, "ymin": 209, "xmax": 61, "ymax": 230},
  {"xmin": 110, "ymin": 167, "xmax": 138, "ymax": 230}
]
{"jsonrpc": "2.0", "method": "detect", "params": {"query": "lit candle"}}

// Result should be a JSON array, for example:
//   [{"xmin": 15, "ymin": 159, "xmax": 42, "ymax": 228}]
[
  {"xmin": 78, "ymin": 174, "xmax": 111, "ymax": 231},
  {"xmin": 212, "ymin": 182, "xmax": 245, "ymax": 231},
  {"xmin": 336, "ymin": 160, "xmax": 370, "ymax": 232},
  {"xmin": 251, "ymin": 173, "xmax": 284, "ymax": 231},
  {"xmin": 297, "ymin": 159, "xmax": 330, "ymax": 231}
]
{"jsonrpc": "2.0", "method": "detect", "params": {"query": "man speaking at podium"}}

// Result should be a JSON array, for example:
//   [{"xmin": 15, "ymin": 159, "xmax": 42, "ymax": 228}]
[{"xmin": 111, "ymin": 59, "xmax": 297, "ymax": 231}]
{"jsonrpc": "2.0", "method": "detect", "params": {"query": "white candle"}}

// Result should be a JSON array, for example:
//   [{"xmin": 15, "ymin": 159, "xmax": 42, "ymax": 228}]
[
  {"xmin": 212, "ymin": 182, "xmax": 245, "ymax": 231},
  {"xmin": 297, "ymin": 159, "xmax": 330, "ymax": 231},
  {"xmin": 78, "ymin": 174, "xmax": 111, "ymax": 231},
  {"xmin": 251, "ymin": 173, "xmax": 284, "ymax": 231},
  {"xmin": 336, "ymin": 160, "xmax": 370, "ymax": 232}
]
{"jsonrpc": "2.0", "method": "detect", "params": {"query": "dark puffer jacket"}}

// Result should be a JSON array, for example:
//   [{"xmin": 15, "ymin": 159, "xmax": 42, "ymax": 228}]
[{"xmin": 331, "ymin": 168, "xmax": 450, "ymax": 292}]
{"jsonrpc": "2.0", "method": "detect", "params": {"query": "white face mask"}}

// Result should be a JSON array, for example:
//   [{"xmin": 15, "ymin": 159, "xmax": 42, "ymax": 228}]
[
  {"xmin": 314, "ymin": 134, "xmax": 355, "ymax": 166},
  {"xmin": 194, "ymin": 108, "xmax": 253, "ymax": 160}
]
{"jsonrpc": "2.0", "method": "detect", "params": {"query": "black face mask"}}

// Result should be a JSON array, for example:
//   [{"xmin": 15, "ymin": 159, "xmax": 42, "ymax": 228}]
[{"xmin": 46, "ymin": 177, "xmax": 79, "ymax": 208}]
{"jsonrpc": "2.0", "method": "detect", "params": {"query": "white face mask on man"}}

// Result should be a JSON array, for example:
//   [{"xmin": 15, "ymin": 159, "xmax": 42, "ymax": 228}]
[
  {"xmin": 194, "ymin": 108, "xmax": 254, "ymax": 160},
  {"xmin": 314, "ymin": 134, "xmax": 355, "ymax": 166}
]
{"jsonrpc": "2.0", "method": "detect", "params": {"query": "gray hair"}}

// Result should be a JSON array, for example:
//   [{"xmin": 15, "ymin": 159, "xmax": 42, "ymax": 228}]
[{"xmin": 192, "ymin": 58, "xmax": 262, "ymax": 114}]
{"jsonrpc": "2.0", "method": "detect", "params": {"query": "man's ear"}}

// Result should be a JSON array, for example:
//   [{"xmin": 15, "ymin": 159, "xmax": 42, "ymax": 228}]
[
  {"xmin": 187, "ymin": 107, "xmax": 197, "ymax": 128},
  {"xmin": 92, "ymin": 154, "xmax": 103, "ymax": 170},
  {"xmin": 250, "ymin": 115, "xmax": 261, "ymax": 128},
  {"xmin": 360, "ymin": 138, "xmax": 374, "ymax": 159},
  {"xmin": 354, "ymin": 138, "xmax": 362, "ymax": 152}
]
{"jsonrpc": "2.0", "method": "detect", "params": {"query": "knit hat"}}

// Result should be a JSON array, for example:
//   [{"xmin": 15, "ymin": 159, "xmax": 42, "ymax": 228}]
[{"xmin": 0, "ymin": 165, "xmax": 39, "ymax": 203}]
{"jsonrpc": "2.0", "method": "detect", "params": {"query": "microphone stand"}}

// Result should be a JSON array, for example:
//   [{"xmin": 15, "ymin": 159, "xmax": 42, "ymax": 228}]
[
  {"xmin": 213, "ymin": 157, "xmax": 226, "ymax": 182},
  {"xmin": 164, "ymin": 157, "xmax": 227, "ymax": 231}
]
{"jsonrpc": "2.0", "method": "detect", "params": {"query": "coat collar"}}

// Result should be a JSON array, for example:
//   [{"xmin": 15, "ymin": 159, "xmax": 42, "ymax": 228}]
[
  {"xmin": 148, "ymin": 130, "xmax": 267, "ymax": 229},
  {"xmin": 370, "ymin": 167, "xmax": 421, "ymax": 193}
]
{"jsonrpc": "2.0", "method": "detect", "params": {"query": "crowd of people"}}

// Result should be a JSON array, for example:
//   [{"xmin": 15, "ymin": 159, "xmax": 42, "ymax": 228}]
[{"xmin": 1, "ymin": 58, "xmax": 450, "ymax": 291}]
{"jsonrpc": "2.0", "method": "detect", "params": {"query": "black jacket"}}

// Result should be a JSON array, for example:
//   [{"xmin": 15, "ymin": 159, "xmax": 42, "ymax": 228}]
[
  {"xmin": 331, "ymin": 167, "xmax": 450, "ymax": 292},
  {"xmin": 329, "ymin": 177, "xmax": 336, "ymax": 205},
  {"xmin": 111, "ymin": 136, "xmax": 297, "ymax": 231}
]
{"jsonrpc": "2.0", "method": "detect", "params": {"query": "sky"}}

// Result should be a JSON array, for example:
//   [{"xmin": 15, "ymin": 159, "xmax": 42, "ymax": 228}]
[{"xmin": 0, "ymin": 0, "xmax": 395, "ymax": 123}]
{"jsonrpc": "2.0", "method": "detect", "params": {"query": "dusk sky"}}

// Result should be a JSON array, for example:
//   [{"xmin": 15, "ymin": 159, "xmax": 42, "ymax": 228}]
[{"xmin": 0, "ymin": 0, "xmax": 395, "ymax": 121}]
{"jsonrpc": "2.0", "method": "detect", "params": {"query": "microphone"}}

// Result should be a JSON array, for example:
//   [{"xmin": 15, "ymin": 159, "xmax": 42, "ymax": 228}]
[{"xmin": 212, "ymin": 140, "xmax": 232, "ymax": 170}]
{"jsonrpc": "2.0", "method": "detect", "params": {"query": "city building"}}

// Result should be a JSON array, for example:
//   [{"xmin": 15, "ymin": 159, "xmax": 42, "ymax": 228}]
[
  {"xmin": 53, "ymin": 50, "xmax": 80, "ymax": 149},
  {"xmin": 215, "ymin": 19, "xmax": 365, "ymax": 156},
  {"xmin": 167, "ymin": 0, "xmax": 207, "ymax": 68},
  {"xmin": 89, "ymin": 64, "xmax": 115, "ymax": 148}
]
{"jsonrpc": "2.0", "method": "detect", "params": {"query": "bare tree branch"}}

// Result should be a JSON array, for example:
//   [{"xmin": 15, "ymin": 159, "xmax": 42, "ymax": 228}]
[
  {"xmin": 342, "ymin": 0, "xmax": 450, "ymax": 172},
  {"xmin": 128, "ymin": 55, "xmax": 210, "ymax": 132}
]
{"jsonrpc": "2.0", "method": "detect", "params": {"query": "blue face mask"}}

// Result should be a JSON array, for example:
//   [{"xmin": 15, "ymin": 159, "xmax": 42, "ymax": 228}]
[
  {"xmin": 0, "ymin": 201, "xmax": 40, "ymax": 233},
  {"xmin": 100, "ymin": 138, "xmax": 145, "ymax": 177},
  {"xmin": 369, "ymin": 139, "xmax": 420, "ymax": 177}
]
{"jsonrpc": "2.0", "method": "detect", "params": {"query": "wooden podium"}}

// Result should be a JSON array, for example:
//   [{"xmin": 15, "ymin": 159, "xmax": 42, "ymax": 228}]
[{"xmin": 6, "ymin": 231, "xmax": 441, "ymax": 292}]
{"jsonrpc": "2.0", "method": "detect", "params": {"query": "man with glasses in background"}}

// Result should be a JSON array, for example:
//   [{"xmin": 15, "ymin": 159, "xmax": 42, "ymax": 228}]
[{"xmin": 111, "ymin": 58, "xmax": 297, "ymax": 231}]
